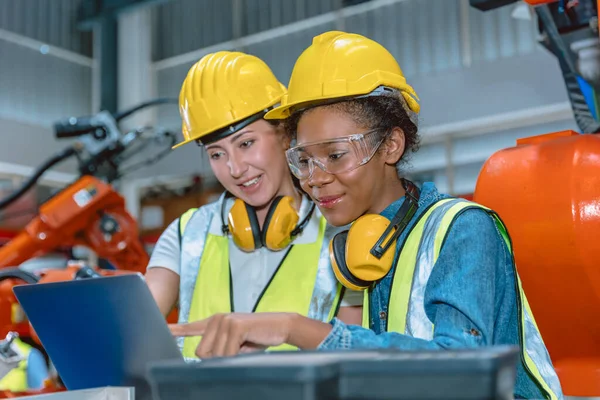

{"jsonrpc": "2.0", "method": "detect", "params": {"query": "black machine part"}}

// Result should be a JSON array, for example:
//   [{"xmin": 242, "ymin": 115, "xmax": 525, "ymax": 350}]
[
  {"xmin": 147, "ymin": 346, "xmax": 520, "ymax": 400},
  {"xmin": 53, "ymin": 98, "xmax": 179, "ymax": 182},
  {"xmin": 469, "ymin": 0, "xmax": 519, "ymax": 12}
]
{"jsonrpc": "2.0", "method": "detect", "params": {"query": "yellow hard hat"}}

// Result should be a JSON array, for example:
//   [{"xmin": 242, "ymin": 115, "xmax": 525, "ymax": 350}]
[
  {"xmin": 265, "ymin": 31, "xmax": 419, "ymax": 120},
  {"xmin": 175, "ymin": 51, "xmax": 287, "ymax": 148}
]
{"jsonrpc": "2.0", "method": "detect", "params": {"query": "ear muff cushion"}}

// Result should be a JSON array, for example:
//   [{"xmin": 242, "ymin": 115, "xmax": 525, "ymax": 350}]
[
  {"xmin": 262, "ymin": 196, "xmax": 300, "ymax": 251},
  {"xmin": 330, "ymin": 231, "xmax": 371, "ymax": 291},
  {"xmin": 345, "ymin": 214, "xmax": 397, "ymax": 282},
  {"xmin": 228, "ymin": 199, "xmax": 262, "ymax": 251}
]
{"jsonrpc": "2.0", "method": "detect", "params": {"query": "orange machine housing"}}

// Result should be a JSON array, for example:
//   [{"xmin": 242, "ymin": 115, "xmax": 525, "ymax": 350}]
[
  {"xmin": 523, "ymin": 0, "xmax": 557, "ymax": 4},
  {"xmin": 0, "ymin": 174, "xmax": 179, "ymax": 342},
  {"xmin": 474, "ymin": 130, "xmax": 600, "ymax": 396},
  {"xmin": 0, "ymin": 175, "xmax": 148, "ymax": 273}
]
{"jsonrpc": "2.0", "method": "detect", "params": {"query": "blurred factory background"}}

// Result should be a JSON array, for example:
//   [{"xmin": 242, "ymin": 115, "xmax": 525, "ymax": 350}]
[{"xmin": 0, "ymin": 0, "xmax": 578, "ymax": 248}]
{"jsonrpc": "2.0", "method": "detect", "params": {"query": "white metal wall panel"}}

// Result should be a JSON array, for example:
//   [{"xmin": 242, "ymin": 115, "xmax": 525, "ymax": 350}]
[
  {"xmin": 244, "ymin": 21, "xmax": 338, "ymax": 84},
  {"xmin": 156, "ymin": 63, "xmax": 191, "ymax": 129},
  {"xmin": 0, "ymin": 39, "xmax": 92, "ymax": 126},
  {"xmin": 242, "ymin": 0, "xmax": 336, "ymax": 36},
  {"xmin": 152, "ymin": 0, "xmax": 234, "ymax": 61},
  {"xmin": 468, "ymin": 2, "xmax": 538, "ymax": 64},
  {"xmin": 153, "ymin": 0, "xmax": 541, "ymax": 73},
  {"xmin": 429, "ymin": 162, "xmax": 483, "ymax": 195},
  {"xmin": 154, "ymin": 0, "xmax": 544, "ymax": 114},
  {"xmin": 409, "ymin": 142, "xmax": 447, "ymax": 173},
  {"xmin": 152, "ymin": 0, "xmax": 338, "ymax": 61},
  {"xmin": 408, "ymin": 117, "xmax": 579, "ymax": 194},
  {"xmin": 0, "ymin": 0, "xmax": 92, "ymax": 56},
  {"xmin": 343, "ymin": 0, "xmax": 462, "ymax": 78}
]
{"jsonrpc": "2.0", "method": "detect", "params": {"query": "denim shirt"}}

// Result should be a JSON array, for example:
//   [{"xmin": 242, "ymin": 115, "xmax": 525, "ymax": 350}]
[{"xmin": 318, "ymin": 182, "xmax": 555, "ymax": 399}]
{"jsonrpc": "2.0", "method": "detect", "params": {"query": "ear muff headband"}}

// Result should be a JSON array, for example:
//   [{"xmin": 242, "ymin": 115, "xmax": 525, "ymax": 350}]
[
  {"xmin": 291, "ymin": 201, "xmax": 315, "ymax": 237},
  {"xmin": 221, "ymin": 191, "xmax": 234, "ymax": 235},
  {"xmin": 245, "ymin": 201, "xmax": 262, "ymax": 249},
  {"xmin": 370, "ymin": 179, "xmax": 420, "ymax": 258}
]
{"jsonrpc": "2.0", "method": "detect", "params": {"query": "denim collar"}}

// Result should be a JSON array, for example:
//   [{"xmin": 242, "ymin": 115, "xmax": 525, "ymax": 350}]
[{"xmin": 379, "ymin": 181, "xmax": 446, "ymax": 221}]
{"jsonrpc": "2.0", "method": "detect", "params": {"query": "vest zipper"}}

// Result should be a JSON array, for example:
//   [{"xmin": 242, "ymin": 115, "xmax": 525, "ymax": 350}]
[
  {"xmin": 332, "ymin": 286, "xmax": 346, "ymax": 318},
  {"xmin": 251, "ymin": 246, "xmax": 293, "ymax": 313},
  {"xmin": 228, "ymin": 262, "xmax": 235, "ymax": 312}
]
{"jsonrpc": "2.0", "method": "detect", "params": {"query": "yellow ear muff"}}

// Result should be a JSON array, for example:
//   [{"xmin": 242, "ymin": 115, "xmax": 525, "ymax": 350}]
[
  {"xmin": 345, "ymin": 214, "xmax": 397, "ymax": 282},
  {"xmin": 262, "ymin": 196, "xmax": 300, "ymax": 251},
  {"xmin": 329, "ymin": 232, "xmax": 371, "ymax": 291},
  {"xmin": 329, "ymin": 215, "xmax": 397, "ymax": 291},
  {"xmin": 228, "ymin": 198, "xmax": 262, "ymax": 252},
  {"xmin": 329, "ymin": 214, "xmax": 397, "ymax": 290}
]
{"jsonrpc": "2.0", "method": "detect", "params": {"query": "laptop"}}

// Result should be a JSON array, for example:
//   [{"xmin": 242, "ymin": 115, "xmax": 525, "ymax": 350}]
[{"xmin": 13, "ymin": 274, "xmax": 184, "ymax": 400}]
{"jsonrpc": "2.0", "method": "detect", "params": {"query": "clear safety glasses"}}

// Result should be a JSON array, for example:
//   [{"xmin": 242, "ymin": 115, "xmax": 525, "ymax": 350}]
[{"xmin": 285, "ymin": 128, "xmax": 388, "ymax": 180}]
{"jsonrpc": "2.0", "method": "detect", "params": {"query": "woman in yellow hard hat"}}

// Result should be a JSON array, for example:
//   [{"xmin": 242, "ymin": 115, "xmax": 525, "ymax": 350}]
[
  {"xmin": 169, "ymin": 33, "xmax": 563, "ymax": 399},
  {"xmin": 145, "ymin": 50, "xmax": 362, "ymax": 360}
]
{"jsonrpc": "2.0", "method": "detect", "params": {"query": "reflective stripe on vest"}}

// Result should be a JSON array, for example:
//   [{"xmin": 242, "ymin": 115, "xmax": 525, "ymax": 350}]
[
  {"xmin": 178, "ymin": 199, "xmax": 343, "ymax": 359},
  {"xmin": 0, "ymin": 338, "xmax": 31, "ymax": 392},
  {"xmin": 362, "ymin": 198, "xmax": 562, "ymax": 400}
]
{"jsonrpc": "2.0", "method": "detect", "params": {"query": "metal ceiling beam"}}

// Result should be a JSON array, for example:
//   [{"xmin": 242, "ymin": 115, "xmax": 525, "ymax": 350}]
[
  {"xmin": 77, "ymin": 0, "xmax": 172, "ymax": 31},
  {"xmin": 77, "ymin": 0, "xmax": 171, "ymax": 115}
]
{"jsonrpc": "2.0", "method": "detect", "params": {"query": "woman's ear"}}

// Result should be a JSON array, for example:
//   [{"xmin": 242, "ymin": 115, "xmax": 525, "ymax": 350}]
[
  {"xmin": 271, "ymin": 122, "xmax": 291, "ymax": 149},
  {"xmin": 383, "ymin": 127, "xmax": 406, "ymax": 165},
  {"xmin": 281, "ymin": 133, "xmax": 292, "ymax": 149}
]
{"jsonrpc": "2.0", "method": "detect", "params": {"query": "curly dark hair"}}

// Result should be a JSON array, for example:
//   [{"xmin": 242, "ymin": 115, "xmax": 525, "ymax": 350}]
[{"xmin": 283, "ymin": 93, "xmax": 420, "ymax": 169}]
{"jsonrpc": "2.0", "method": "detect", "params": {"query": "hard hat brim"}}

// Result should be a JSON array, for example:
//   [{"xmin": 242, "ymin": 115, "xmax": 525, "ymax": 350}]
[
  {"xmin": 264, "ymin": 92, "xmax": 367, "ymax": 121},
  {"xmin": 264, "ymin": 95, "xmax": 350, "ymax": 121},
  {"xmin": 171, "ymin": 138, "xmax": 197, "ymax": 150},
  {"xmin": 265, "ymin": 85, "xmax": 419, "ymax": 122},
  {"xmin": 264, "ymin": 105, "xmax": 292, "ymax": 120}
]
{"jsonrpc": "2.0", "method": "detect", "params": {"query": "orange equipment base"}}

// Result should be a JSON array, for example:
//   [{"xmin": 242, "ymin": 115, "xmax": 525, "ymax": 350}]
[{"xmin": 474, "ymin": 130, "xmax": 600, "ymax": 396}]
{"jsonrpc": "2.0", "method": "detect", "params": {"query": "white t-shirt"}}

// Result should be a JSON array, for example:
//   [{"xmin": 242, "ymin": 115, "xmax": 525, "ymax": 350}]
[{"xmin": 147, "ymin": 196, "xmax": 362, "ymax": 313}]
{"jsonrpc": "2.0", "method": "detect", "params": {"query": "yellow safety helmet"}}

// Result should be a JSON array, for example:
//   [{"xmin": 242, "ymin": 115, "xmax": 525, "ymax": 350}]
[
  {"xmin": 265, "ymin": 31, "xmax": 420, "ymax": 120},
  {"xmin": 175, "ymin": 51, "xmax": 287, "ymax": 148}
]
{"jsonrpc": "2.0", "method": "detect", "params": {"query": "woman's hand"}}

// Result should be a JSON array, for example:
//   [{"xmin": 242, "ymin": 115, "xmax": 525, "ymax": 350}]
[
  {"xmin": 169, "ymin": 312, "xmax": 295, "ymax": 358},
  {"xmin": 169, "ymin": 312, "xmax": 333, "ymax": 358}
]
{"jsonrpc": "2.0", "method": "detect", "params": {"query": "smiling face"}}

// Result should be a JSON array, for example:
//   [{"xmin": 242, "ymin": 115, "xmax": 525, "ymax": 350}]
[
  {"xmin": 294, "ymin": 105, "xmax": 407, "ymax": 227},
  {"xmin": 205, "ymin": 119, "xmax": 296, "ymax": 213}
]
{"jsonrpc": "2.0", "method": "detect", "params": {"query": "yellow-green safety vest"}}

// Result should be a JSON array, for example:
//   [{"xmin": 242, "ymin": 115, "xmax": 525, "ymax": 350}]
[
  {"xmin": 361, "ymin": 198, "xmax": 562, "ymax": 400},
  {"xmin": 177, "ymin": 196, "xmax": 344, "ymax": 359},
  {"xmin": 0, "ymin": 338, "xmax": 31, "ymax": 392}
]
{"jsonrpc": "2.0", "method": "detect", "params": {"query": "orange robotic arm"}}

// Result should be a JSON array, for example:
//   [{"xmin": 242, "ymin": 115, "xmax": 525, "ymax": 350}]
[
  {"xmin": 0, "ymin": 98, "xmax": 178, "ymax": 398},
  {"xmin": 0, "ymin": 175, "xmax": 150, "ymax": 341},
  {"xmin": 0, "ymin": 175, "xmax": 148, "ymax": 274}
]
